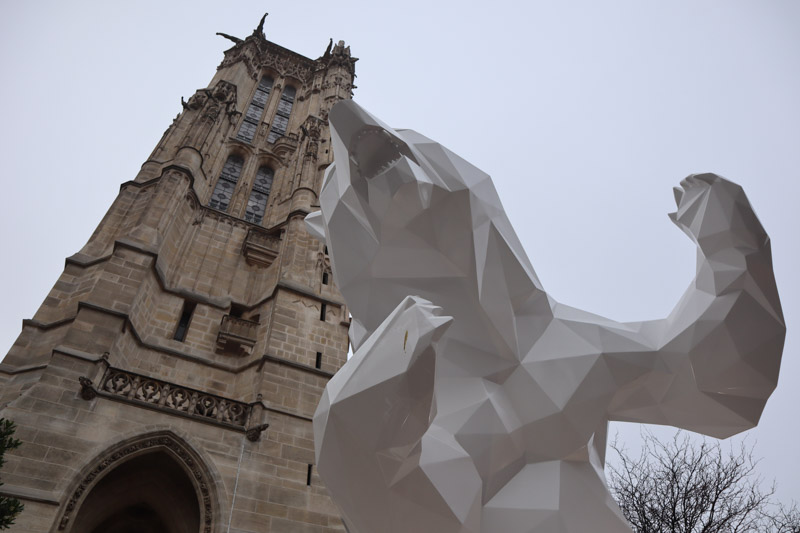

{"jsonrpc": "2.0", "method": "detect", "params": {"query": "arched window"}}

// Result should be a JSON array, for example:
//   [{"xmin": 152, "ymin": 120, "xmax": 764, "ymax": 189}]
[
  {"xmin": 267, "ymin": 86, "xmax": 295, "ymax": 143},
  {"xmin": 208, "ymin": 155, "xmax": 244, "ymax": 212},
  {"xmin": 245, "ymin": 166, "xmax": 274, "ymax": 224},
  {"xmin": 237, "ymin": 76, "xmax": 273, "ymax": 143}
]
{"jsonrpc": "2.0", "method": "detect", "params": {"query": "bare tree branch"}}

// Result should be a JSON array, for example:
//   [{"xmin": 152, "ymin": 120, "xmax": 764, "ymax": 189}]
[{"xmin": 608, "ymin": 430, "xmax": 796, "ymax": 533}]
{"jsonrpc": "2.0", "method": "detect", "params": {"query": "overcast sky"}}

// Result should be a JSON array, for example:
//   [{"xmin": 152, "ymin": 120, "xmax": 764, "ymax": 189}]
[{"xmin": 1, "ymin": 0, "xmax": 798, "ymax": 502}]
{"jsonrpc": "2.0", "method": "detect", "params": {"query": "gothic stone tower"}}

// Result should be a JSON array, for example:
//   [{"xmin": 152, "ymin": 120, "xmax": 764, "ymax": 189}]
[{"xmin": 0, "ymin": 17, "xmax": 356, "ymax": 533}]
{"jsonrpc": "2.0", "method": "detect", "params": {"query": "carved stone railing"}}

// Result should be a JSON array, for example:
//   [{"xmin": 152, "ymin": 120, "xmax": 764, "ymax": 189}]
[
  {"xmin": 97, "ymin": 367, "xmax": 249, "ymax": 429},
  {"xmin": 242, "ymin": 226, "xmax": 281, "ymax": 267},
  {"xmin": 217, "ymin": 315, "xmax": 259, "ymax": 355},
  {"xmin": 78, "ymin": 366, "xmax": 270, "ymax": 441}
]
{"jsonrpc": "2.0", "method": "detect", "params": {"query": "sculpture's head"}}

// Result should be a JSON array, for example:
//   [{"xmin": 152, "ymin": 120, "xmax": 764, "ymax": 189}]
[
  {"xmin": 327, "ymin": 100, "xmax": 424, "ymax": 185},
  {"xmin": 319, "ymin": 100, "xmax": 451, "ymax": 230},
  {"xmin": 305, "ymin": 100, "xmax": 542, "ymax": 351},
  {"xmin": 305, "ymin": 101, "xmax": 456, "ymax": 346}
]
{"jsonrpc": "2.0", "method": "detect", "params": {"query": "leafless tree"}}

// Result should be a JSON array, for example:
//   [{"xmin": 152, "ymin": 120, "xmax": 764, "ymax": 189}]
[
  {"xmin": 608, "ymin": 431, "xmax": 799, "ymax": 533},
  {"xmin": 0, "ymin": 418, "xmax": 23, "ymax": 529}
]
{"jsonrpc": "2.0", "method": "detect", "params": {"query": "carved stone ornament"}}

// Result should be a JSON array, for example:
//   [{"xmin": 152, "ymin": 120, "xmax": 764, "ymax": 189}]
[
  {"xmin": 245, "ymin": 423, "xmax": 270, "ymax": 442},
  {"xmin": 212, "ymin": 80, "xmax": 238, "ymax": 118},
  {"xmin": 216, "ymin": 314, "xmax": 259, "ymax": 355},
  {"xmin": 316, "ymin": 39, "xmax": 359, "ymax": 77},
  {"xmin": 58, "ymin": 432, "xmax": 216, "ymax": 533},
  {"xmin": 261, "ymin": 46, "xmax": 313, "ymax": 83},
  {"xmin": 163, "ymin": 168, "xmax": 190, "ymax": 184},
  {"xmin": 316, "ymin": 252, "xmax": 332, "ymax": 280},
  {"xmin": 184, "ymin": 190, "xmax": 198, "ymax": 210},
  {"xmin": 187, "ymin": 90, "xmax": 209, "ymax": 110},
  {"xmin": 212, "ymin": 80, "xmax": 235, "ymax": 103},
  {"xmin": 243, "ymin": 227, "xmax": 282, "ymax": 268},
  {"xmin": 217, "ymin": 40, "xmax": 261, "ymax": 81},
  {"xmin": 203, "ymin": 208, "xmax": 250, "ymax": 230},
  {"xmin": 78, "ymin": 376, "xmax": 97, "ymax": 401},
  {"xmin": 201, "ymin": 101, "xmax": 221, "ymax": 123},
  {"xmin": 302, "ymin": 116, "xmax": 325, "ymax": 159}
]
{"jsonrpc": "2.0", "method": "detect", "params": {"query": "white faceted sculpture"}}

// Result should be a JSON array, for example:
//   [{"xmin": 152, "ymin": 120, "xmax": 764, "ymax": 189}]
[{"xmin": 308, "ymin": 101, "xmax": 785, "ymax": 533}]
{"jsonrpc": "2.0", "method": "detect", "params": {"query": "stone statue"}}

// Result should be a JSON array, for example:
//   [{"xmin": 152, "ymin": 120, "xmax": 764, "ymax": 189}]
[
  {"xmin": 306, "ymin": 101, "xmax": 785, "ymax": 533},
  {"xmin": 253, "ymin": 12, "xmax": 268, "ymax": 37}
]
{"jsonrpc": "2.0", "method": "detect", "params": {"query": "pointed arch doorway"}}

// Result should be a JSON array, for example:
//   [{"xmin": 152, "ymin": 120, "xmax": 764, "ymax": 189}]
[{"xmin": 57, "ymin": 432, "xmax": 219, "ymax": 533}]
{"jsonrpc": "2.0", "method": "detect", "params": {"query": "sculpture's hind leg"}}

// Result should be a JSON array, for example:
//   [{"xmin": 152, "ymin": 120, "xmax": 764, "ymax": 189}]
[{"xmin": 483, "ymin": 460, "xmax": 631, "ymax": 533}]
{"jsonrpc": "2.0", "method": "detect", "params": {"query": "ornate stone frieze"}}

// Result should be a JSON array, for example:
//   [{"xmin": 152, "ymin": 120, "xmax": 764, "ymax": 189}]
[
  {"xmin": 218, "ymin": 36, "xmax": 315, "ymax": 83},
  {"xmin": 264, "ymin": 58, "xmax": 312, "ymax": 83},
  {"xmin": 83, "ymin": 367, "xmax": 252, "ymax": 430}
]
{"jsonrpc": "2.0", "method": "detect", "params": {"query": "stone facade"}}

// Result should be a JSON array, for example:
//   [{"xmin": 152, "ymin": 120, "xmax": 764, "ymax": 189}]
[{"xmin": 0, "ymin": 18, "xmax": 356, "ymax": 533}]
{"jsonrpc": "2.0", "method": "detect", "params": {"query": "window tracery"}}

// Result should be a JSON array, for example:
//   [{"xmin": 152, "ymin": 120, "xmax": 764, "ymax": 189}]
[
  {"xmin": 237, "ymin": 76, "xmax": 273, "ymax": 143},
  {"xmin": 245, "ymin": 166, "xmax": 274, "ymax": 224},
  {"xmin": 208, "ymin": 155, "xmax": 244, "ymax": 212},
  {"xmin": 267, "ymin": 86, "xmax": 295, "ymax": 143}
]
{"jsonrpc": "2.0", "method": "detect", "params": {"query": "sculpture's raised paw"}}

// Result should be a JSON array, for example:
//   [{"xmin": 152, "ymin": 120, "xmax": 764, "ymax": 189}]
[
  {"xmin": 315, "ymin": 296, "xmax": 453, "ymax": 460},
  {"xmin": 668, "ymin": 173, "xmax": 768, "ymax": 255},
  {"xmin": 398, "ymin": 296, "xmax": 454, "ymax": 357},
  {"xmin": 314, "ymin": 296, "xmax": 457, "ymax": 533}
]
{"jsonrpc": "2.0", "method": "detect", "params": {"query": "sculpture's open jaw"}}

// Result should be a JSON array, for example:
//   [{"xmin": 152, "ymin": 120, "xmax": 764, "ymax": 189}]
[
  {"xmin": 329, "ymin": 100, "xmax": 418, "ymax": 183},
  {"xmin": 350, "ymin": 127, "xmax": 417, "ymax": 181}
]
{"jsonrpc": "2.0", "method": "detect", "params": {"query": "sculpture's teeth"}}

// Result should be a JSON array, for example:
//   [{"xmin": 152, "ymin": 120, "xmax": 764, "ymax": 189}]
[
  {"xmin": 350, "ymin": 127, "xmax": 413, "ymax": 181},
  {"xmin": 368, "ymin": 154, "xmax": 403, "ymax": 179}
]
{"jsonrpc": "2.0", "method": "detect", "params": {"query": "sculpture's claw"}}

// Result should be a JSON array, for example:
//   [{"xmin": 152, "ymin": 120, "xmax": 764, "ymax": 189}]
[
  {"xmin": 694, "ymin": 173, "xmax": 718, "ymax": 185},
  {"xmin": 672, "ymin": 186, "xmax": 684, "ymax": 206},
  {"xmin": 671, "ymin": 172, "xmax": 767, "ymax": 255},
  {"xmin": 668, "ymin": 211, "xmax": 678, "ymax": 225}
]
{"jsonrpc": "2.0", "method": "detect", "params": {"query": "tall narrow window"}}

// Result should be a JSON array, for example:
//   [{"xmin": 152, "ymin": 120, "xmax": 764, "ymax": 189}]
[
  {"xmin": 173, "ymin": 301, "xmax": 196, "ymax": 342},
  {"xmin": 267, "ymin": 86, "xmax": 295, "ymax": 143},
  {"xmin": 208, "ymin": 155, "xmax": 244, "ymax": 212},
  {"xmin": 244, "ymin": 166, "xmax": 274, "ymax": 224},
  {"xmin": 237, "ymin": 77, "xmax": 273, "ymax": 143}
]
